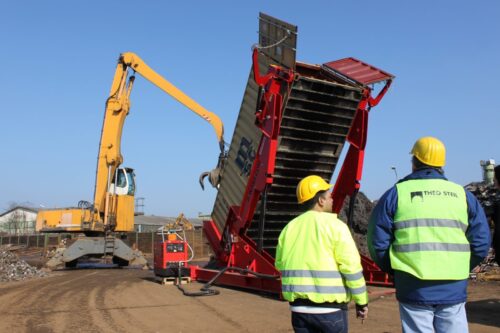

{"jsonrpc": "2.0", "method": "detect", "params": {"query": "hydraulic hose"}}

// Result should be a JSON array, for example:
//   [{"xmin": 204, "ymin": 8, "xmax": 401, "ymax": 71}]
[
  {"xmin": 176, "ymin": 265, "xmax": 279, "ymax": 297},
  {"xmin": 175, "ymin": 264, "xmax": 219, "ymax": 297}
]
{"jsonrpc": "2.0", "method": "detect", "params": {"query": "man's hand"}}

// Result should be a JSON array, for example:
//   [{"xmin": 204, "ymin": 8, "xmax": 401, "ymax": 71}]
[{"xmin": 355, "ymin": 303, "xmax": 368, "ymax": 322}]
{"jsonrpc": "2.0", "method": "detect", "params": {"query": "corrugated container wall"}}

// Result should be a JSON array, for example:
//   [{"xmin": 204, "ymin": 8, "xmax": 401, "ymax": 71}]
[{"xmin": 211, "ymin": 13, "xmax": 297, "ymax": 236}]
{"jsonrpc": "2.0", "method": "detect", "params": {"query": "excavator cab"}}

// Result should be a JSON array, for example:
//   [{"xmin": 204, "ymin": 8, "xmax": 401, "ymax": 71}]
[{"xmin": 109, "ymin": 167, "xmax": 136, "ymax": 196}]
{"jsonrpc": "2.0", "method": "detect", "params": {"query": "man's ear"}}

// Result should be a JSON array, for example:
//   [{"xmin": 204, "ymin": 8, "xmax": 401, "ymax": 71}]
[{"xmin": 317, "ymin": 194, "xmax": 326, "ymax": 207}]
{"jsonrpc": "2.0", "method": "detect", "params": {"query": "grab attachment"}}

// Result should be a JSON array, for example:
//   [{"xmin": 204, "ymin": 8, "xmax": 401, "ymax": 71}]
[{"xmin": 199, "ymin": 147, "xmax": 227, "ymax": 190}]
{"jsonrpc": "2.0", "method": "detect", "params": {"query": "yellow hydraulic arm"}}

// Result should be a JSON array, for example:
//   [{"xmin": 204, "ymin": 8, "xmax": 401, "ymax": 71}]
[
  {"xmin": 36, "ymin": 52, "xmax": 224, "ymax": 234},
  {"xmin": 120, "ymin": 53, "xmax": 224, "ymax": 145},
  {"xmin": 93, "ymin": 52, "xmax": 225, "ymax": 229}
]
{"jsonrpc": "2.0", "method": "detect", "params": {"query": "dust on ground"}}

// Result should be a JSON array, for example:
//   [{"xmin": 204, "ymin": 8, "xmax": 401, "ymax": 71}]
[{"xmin": 0, "ymin": 265, "xmax": 498, "ymax": 333}]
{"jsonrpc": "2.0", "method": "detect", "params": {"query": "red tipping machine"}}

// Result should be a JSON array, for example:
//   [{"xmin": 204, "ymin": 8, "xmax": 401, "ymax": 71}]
[{"xmin": 155, "ymin": 13, "xmax": 394, "ymax": 294}]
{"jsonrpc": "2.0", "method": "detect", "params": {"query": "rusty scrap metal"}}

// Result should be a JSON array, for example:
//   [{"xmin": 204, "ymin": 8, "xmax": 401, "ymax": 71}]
[
  {"xmin": 465, "ymin": 182, "xmax": 500, "ymax": 217},
  {"xmin": 0, "ymin": 247, "xmax": 48, "ymax": 282}
]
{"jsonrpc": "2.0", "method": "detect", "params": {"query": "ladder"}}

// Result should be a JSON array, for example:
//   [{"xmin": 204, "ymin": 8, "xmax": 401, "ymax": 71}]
[{"xmin": 103, "ymin": 235, "xmax": 116, "ymax": 263}]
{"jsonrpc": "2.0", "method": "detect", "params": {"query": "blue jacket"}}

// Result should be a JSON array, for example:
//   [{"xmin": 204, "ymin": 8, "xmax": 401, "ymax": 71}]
[{"xmin": 368, "ymin": 168, "xmax": 491, "ymax": 304}]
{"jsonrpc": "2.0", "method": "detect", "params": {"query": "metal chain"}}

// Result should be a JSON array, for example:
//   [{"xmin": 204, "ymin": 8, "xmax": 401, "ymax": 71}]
[{"xmin": 253, "ymin": 29, "xmax": 291, "ymax": 50}]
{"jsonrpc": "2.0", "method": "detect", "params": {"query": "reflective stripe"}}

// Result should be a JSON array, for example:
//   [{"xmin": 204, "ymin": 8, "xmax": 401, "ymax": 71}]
[
  {"xmin": 282, "ymin": 284, "xmax": 348, "ymax": 294},
  {"xmin": 393, "ymin": 243, "xmax": 470, "ymax": 252},
  {"xmin": 394, "ymin": 219, "xmax": 467, "ymax": 232},
  {"xmin": 348, "ymin": 285, "xmax": 367, "ymax": 295},
  {"xmin": 281, "ymin": 270, "xmax": 364, "ymax": 281},
  {"xmin": 281, "ymin": 270, "xmax": 341, "ymax": 279},
  {"xmin": 342, "ymin": 271, "xmax": 364, "ymax": 281},
  {"xmin": 289, "ymin": 306, "xmax": 340, "ymax": 314}
]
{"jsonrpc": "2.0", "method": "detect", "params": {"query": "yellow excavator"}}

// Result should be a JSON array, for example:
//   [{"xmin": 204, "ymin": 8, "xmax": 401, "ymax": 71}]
[
  {"xmin": 162, "ymin": 213, "xmax": 194, "ymax": 231},
  {"xmin": 36, "ymin": 52, "xmax": 225, "ymax": 268}
]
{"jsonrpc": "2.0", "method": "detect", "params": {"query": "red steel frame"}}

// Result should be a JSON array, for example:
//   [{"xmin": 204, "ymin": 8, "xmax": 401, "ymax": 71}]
[
  {"xmin": 193, "ymin": 50, "xmax": 394, "ymax": 293},
  {"xmin": 330, "ymin": 82, "xmax": 393, "ymax": 286}
]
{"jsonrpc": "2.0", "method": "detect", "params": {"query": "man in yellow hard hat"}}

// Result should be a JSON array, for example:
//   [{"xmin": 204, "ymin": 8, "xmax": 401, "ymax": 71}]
[
  {"xmin": 275, "ymin": 175, "xmax": 368, "ymax": 333},
  {"xmin": 368, "ymin": 136, "xmax": 490, "ymax": 333}
]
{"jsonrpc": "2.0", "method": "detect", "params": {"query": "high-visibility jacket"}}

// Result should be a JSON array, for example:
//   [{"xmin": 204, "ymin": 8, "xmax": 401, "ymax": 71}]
[
  {"xmin": 390, "ymin": 178, "xmax": 470, "ymax": 280},
  {"xmin": 275, "ymin": 211, "xmax": 368, "ymax": 305}
]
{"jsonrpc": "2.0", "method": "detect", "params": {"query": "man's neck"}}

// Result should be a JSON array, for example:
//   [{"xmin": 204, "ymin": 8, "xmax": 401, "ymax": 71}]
[{"xmin": 311, "ymin": 206, "xmax": 323, "ymax": 212}]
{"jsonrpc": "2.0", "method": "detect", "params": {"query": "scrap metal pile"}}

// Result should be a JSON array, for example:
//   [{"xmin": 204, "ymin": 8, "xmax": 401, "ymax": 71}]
[
  {"xmin": 465, "ymin": 181, "xmax": 500, "ymax": 217},
  {"xmin": 0, "ymin": 246, "xmax": 48, "ymax": 282},
  {"xmin": 339, "ymin": 192, "xmax": 374, "ymax": 256},
  {"xmin": 465, "ymin": 181, "xmax": 500, "ymax": 278}
]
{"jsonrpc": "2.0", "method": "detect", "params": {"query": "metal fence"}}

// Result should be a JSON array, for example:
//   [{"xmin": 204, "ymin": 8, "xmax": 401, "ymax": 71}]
[{"xmin": 0, "ymin": 230, "xmax": 212, "ymax": 259}]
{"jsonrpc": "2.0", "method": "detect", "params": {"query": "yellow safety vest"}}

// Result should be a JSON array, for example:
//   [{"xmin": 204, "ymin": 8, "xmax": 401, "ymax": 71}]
[
  {"xmin": 275, "ymin": 211, "xmax": 368, "ymax": 305},
  {"xmin": 391, "ymin": 179, "xmax": 470, "ymax": 280}
]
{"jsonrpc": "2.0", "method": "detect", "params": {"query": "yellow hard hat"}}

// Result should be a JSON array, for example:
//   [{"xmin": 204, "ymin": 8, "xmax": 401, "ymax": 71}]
[
  {"xmin": 411, "ymin": 136, "xmax": 446, "ymax": 167},
  {"xmin": 296, "ymin": 175, "xmax": 332, "ymax": 204}
]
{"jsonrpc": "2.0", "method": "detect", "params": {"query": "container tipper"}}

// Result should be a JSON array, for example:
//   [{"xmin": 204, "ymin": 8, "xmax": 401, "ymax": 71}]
[{"xmin": 194, "ymin": 13, "xmax": 394, "ymax": 293}]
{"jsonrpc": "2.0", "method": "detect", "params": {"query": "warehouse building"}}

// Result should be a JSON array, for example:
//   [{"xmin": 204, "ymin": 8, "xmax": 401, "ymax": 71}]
[{"xmin": 0, "ymin": 206, "xmax": 38, "ymax": 235}]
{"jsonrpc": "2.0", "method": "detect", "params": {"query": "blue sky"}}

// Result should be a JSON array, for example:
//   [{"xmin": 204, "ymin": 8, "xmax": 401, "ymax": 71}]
[{"xmin": 1, "ymin": 1, "xmax": 499, "ymax": 217}]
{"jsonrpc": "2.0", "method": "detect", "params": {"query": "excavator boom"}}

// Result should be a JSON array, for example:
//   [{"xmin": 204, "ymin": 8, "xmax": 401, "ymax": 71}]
[
  {"xmin": 119, "ymin": 53, "xmax": 224, "ymax": 147},
  {"xmin": 92, "ymin": 52, "xmax": 225, "ymax": 231}
]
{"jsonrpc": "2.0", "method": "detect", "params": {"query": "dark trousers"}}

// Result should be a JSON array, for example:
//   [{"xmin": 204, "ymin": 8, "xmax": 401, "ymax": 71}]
[{"xmin": 291, "ymin": 310, "xmax": 348, "ymax": 333}]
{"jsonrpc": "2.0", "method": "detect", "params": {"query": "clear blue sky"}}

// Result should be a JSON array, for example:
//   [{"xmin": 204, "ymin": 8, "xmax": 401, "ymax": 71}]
[{"xmin": 1, "ymin": 1, "xmax": 499, "ymax": 217}]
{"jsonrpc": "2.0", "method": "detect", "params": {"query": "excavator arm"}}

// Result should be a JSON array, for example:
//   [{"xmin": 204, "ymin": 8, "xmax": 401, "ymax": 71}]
[
  {"xmin": 91, "ymin": 52, "xmax": 226, "ymax": 231},
  {"xmin": 119, "ymin": 53, "xmax": 224, "ymax": 146}
]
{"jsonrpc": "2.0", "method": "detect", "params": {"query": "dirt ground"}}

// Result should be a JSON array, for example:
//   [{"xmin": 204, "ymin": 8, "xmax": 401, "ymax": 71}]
[{"xmin": 0, "ymin": 267, "xmax": 499, "ymax": 333}]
